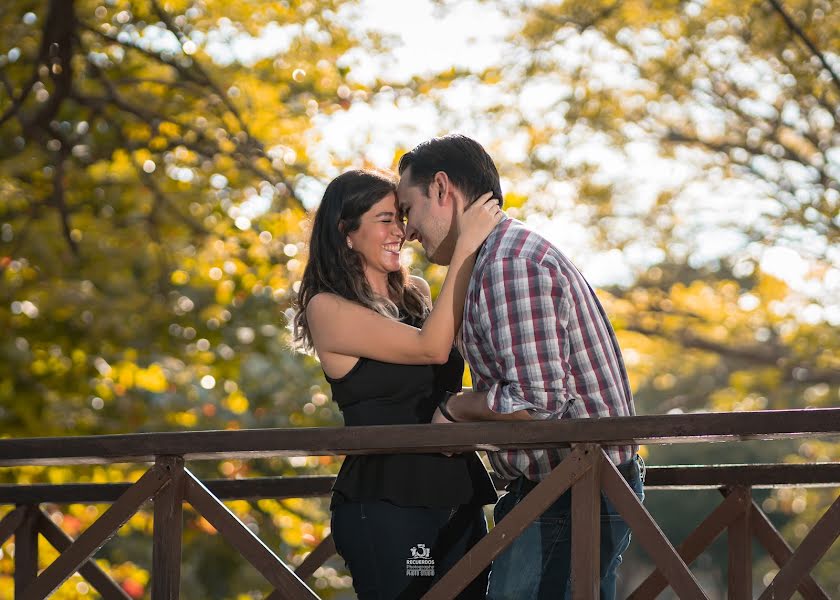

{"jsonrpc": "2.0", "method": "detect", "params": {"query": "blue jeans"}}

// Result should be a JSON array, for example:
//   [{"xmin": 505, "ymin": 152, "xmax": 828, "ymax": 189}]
[{"xmin": 487, "ymin": 456, "xmax": 645, "ymax": 600}]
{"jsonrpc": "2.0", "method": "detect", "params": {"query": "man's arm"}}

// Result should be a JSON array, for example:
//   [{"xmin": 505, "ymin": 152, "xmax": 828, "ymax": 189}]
[
  {"xmin": 432, "ymin": 390, "xmax": 533, "ymax": 423},
  {"xmin": 433, "ymin": 256, "xmax": 572, "ymax": 424}
]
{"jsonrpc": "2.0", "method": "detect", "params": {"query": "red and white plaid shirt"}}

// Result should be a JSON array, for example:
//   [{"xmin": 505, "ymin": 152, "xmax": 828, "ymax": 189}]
[{"xmin": 458, "ymin": 217, "xmax": 637, "ymax": 481}]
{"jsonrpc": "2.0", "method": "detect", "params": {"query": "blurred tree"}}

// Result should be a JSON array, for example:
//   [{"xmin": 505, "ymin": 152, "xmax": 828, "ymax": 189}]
[{"xmin": 0, "ymin": 0, "xmax": 381, "ymax": 597}]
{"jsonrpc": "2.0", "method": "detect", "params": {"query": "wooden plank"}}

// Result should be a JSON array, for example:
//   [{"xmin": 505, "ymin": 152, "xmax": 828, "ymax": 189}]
[
  {"xmin": 628, "ymin": 485, "xmax": 748, "ymax": 599},
  {"xmin": 750, "ymin": 499, "xmax": 831, "ymax": 600},
  {"xmin": 183, "ymin": 470, "xmax": 318, "ymax": 600},
  {"xmin": 0, "ymin": 506, "xmax": 27, "ymax": 545},
  {"xmin": 265, "ymin": 534, "xmax": 338, "ymax": 599},
  {"xmin": 152, "ymin": 457, "xmax": 185, "ymax": 600},
  {"xmin": 20, "ymin": 465, "xmax": 169, "ymax": 600},
  {"xmin": 294, "ymin": 534, "xmax": 337, "ymax": 580},
  {"xmin": 14, "ymin": 506, "xmax": 39, "ymax": 600},
  {"xmin": 599, "ymin": 451, "xmax": 707, "ymax": 600},
  {"xmin": 727, "ymin": 487, "xmax": 752, "ymax": 600},
  {"xmin": 2, "ymin": 408, "xmax": 840, "ymax": 466},
  {"xmin": 643, "ymin": 463, "xmax": 840, "ymax": 489},
  {"xmin": 422, "ymin": 446, "xmax": 596, "ymax": 600},
  {"xmin": 4, "ymin": 463, "xmax": 840, "ymax": 505},
  {"xmin": 571, "ymin": 444, "xmax": 600, "ymax": 600},
  {"xmin": 36, "ymin": 510, "xmax": 131, "ymax": 600},
  {"xmin": 758, "ymin": 493, "xmax": 840, "ymax": 600},
  {"xmin": 0, "ymin": 475, "xmax": 337, "ymax": 504}
]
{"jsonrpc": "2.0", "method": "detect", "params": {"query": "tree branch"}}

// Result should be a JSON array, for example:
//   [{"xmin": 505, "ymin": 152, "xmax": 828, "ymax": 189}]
[
  {"xmin": 534, "ymin": 2, "xmax": 620, "ymax": 34},
  {"xmin": 766, "ymin": 0, "xmax": 840, "ymax": 95},
  {"xmin": 626, "ymin": 323, "xmax": 784, "ymax": 365},
  {"xmin": 0, "ymin": 70, "xmax": 40, "ymax": 128},
  {"xmin": 50, "ymin": 152, "xmax": 79, "ymax": 257},
  {"xmin": 627, "ymin": 323, "xmax": 840, "ymax": 385},
  {"xmin": 22, "ymin": 0, "xmax": 76, "ymax": 131}
]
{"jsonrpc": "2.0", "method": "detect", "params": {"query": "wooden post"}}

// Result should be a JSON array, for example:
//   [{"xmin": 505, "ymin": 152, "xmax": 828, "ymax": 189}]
[
  {"xmin": 152, "ymin": 456, "xmax": 185, "ymax": 600},
  {"xmin": 727, "ymin": 486, "xmax": 752, "ymax": 600},
  {"xmin": 14, "ymin": 505, "xmax": 39, "ymax": 600},
  {"xmin": 571, "ymin": 445, "xmax": 600, "ymax": 600}
]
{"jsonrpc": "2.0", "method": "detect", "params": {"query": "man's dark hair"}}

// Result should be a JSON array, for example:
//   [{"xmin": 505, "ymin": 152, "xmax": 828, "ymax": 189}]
[{"xmin": 398, "ymin": 134, "xmax": 503, "ymax": 206}]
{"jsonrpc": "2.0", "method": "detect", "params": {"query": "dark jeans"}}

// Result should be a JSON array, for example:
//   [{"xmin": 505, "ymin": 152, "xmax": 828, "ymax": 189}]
[
  {"xmin": 487, "ymin": 455, "xmax": 645, "ymax": 600},
  {"xmin": 331, "ymin": 501, "xmax": 489, "ymax": 600}
]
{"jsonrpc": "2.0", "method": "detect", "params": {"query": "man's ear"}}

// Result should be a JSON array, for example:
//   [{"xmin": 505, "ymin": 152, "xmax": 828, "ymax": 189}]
[
  {"xmin": 432, "ymin": 171, "xmax": 449, "ymax": 206},
  {"xmin": 433, "ymin": 171, "xmax": 465, "ymax": 214}
]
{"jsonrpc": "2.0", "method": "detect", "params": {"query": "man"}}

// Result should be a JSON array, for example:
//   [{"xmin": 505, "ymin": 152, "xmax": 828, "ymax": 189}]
[{"xmin": 396, "ymin": 134, "xmax": 643, "ymax": 599}]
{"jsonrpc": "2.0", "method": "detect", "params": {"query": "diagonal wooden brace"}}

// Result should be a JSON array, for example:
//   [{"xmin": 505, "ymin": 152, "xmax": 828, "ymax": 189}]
[
  {"xmin": 183, "ymin": 470, "xmax": 318, "ymax": 600},
  {"xmin": 628, "ymin": 483, "xmax": 748, "ymax": 599},
  {"xmin": 21, "ymin": 464, "xmax": 170, "ymax": 600},
  {"xmin": 599, "ymin": 450, "xmax": 707, "ymax": 600},
  {"xmin": 0, "ymin": 506, "xmax": 28, "ymax": 546},
  {"xmin": 422, "ymin": 445, "xmax": 597, "ymax": 600},
  {"xmin": 758, "ymin": 492, "xmax": 840, "ymax": 600},
  {"xmin": 265, "ymin": 535, "xmax": 338, "ymax": 600},
  {"xmin": 36, "ymin": 509, "xmax": 131, "ymax": 600},
  {"xmin": 749, "ymin": 497, "xmax": 830, "ymax": 600}
]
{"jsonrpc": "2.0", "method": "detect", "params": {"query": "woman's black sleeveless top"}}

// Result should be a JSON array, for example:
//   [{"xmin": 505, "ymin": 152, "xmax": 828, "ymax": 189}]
[{"xmin": 326, "ymin": 316, "xmax": 497, "ymax": 509}]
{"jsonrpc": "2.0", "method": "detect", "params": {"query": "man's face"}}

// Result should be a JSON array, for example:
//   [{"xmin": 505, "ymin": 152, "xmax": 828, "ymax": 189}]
[{"xmin": 396, "ymin": 167, "xmax": 456, "ymax": 265}]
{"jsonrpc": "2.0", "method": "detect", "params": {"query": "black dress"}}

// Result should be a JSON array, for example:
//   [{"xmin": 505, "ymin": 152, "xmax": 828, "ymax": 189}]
[
  {"xmin": 326, "ymin": 319, "xmax": 496, "ymax": 599},
  {"xmin": 328, "ymin": 346, "xmax": 497, "ymax": 509}
]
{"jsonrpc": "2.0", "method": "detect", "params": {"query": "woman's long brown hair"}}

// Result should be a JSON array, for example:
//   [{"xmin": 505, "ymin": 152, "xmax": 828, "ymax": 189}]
[{"xmin": 293, "ymin": 169, "xmax": 428, "ymax": 354}]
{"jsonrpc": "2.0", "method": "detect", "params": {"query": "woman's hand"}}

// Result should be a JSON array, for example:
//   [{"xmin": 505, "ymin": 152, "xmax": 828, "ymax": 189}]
[{"xmin": 455, "ymin": 192, "xmax": 504, "ymax": 255}]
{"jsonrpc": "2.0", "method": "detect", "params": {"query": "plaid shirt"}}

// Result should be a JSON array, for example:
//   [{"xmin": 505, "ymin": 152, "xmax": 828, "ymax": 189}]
[{"xmin": 458, "ymin": 218, "xmax": 637, "ymax": 481}]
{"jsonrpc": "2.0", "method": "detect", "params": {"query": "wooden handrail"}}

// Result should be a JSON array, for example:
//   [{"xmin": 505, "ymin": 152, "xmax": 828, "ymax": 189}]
[{"xmin": 1, "ymin": 408, "xmax": 839, "ymax": 466}]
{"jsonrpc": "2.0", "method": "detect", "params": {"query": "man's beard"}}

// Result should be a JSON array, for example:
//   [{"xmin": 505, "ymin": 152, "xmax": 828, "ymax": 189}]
[{"xmin": 427, "ymin": 228, "xmax": 458, "ymax": 266}]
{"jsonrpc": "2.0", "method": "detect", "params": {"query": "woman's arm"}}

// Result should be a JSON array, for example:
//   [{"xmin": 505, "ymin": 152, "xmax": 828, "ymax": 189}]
[{"xmin": 307, "ymin": 194, "xmax": 501, "ymax": 365}]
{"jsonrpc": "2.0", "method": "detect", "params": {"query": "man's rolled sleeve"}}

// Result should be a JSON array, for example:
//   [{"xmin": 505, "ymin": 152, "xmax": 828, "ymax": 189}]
[{"xmin": 475, "ymin": 256, "xmax": 572, "ymax": 419}]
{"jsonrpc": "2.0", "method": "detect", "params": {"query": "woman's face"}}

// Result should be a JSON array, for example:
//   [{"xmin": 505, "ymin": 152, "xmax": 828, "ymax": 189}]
[{"xmin": 346, "ymin": 192, "xmax": 406, "ymax": 277}]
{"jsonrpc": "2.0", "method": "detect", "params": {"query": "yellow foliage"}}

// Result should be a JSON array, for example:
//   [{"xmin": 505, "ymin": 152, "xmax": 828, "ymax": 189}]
[
  {"xmin": 282, "ymin": 526, "xmax": 304, "ymax": 546},
  {"xmin": 135, "ymin": 363, "xmax": 168, "ymax": 393},
  {"xmin": 755, "ymin": 274, "xmax": 791, "ymax": 304},
  {"xmin": 169, "ymin": 410, "xmax": 198, "ymax": 427},
  {"xmin": 224, "ymin": 391, "xmax": 249, "ymax": 414},
  {"xmin": 170, "ymin": 269, "xmax": 190, "ymax": 285},
  {"xmin": 115, "ymin": 361, "xmax": 136, "ymax": 389},
  {"xmin": 158, "ymin": 121, "xmax": 181, "ymax": 138}
]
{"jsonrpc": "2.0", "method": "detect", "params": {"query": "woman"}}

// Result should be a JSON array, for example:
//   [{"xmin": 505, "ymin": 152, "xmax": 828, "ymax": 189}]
[{"xmin": 293, "ymin": 169, "xmax": 502, "ymax": 599}]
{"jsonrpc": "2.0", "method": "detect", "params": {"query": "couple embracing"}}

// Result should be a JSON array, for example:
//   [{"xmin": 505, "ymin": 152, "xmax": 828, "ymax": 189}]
[{"xmin": 293, "ymin": 135, "xmax": 644, "ymax": 599}]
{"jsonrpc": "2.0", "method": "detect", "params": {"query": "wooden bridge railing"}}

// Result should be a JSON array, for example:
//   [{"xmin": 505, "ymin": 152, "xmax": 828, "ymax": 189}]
[{"xmin": 1, "ymin": 408, "xmax": 839, "ymax": 599}]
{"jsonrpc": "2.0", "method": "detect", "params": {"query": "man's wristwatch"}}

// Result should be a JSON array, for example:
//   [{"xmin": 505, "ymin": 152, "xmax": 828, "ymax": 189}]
[{"xmin": 438, "ymin": 391, "xmax": 459, "ymax": 422}]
